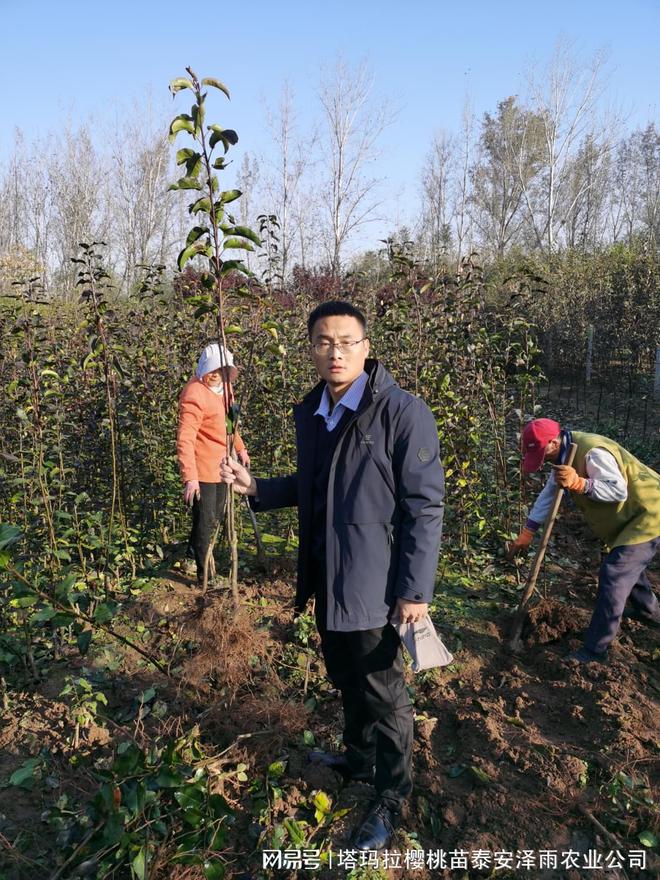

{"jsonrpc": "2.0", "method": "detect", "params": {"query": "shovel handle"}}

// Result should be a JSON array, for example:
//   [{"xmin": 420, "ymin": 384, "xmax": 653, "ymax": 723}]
[{"xmin": 510, "ymin": 442, "xmax": 578, "ymax": 643}]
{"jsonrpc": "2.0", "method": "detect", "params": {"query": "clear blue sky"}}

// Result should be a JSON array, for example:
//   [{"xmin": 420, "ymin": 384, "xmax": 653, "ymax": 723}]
[{"xmin": 2, "ymin": 0, "xmax": 658, "ymax": 240}]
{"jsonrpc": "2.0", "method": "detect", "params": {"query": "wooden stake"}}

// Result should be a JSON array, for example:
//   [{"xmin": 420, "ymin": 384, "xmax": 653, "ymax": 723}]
[{"xmin": 508, "ymin": 442, "xmax": 578, "ymax": 652}]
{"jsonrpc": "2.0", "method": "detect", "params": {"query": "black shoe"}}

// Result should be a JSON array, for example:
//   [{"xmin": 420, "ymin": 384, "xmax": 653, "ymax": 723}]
[
  {"xmin": 623, "ymin": 607, "xmax": 660, "ymax": 628},
  {"xmin": 307, "ymin": 751, "xmax": 374, "ymax": 783},
  {"xmin": 352, "ymin": 800, "xmax": 399, "ymax": 851},
  {"xmin": 565, "ymin": 647, "xmax": 608, "ymax": 665}
]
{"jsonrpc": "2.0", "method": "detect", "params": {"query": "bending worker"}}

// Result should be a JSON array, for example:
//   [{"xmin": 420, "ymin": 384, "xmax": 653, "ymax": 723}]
[
  {"xmin": 221, "ymin": 300, "xmax": 444, "ymax": 851},
  {"xmin": 508, "ymin": 418, "xmax": 660, "ymax": 664},
  {"xmin": 176, "ymin": 342, "xmax": 250, "ymax": 587}
]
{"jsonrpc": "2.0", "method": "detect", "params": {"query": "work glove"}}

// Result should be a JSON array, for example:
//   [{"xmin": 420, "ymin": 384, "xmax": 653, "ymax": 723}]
[
  {"xmin": 184, "ymin": 480, "xmax": 201, "ymax": 507},
  {"xmin": 506, "ymin": 527, "xmax": 535, "ymax": 560},
  {"xmin": 552, "ymin": 464, "xmax": 587, "ymax": 493}
]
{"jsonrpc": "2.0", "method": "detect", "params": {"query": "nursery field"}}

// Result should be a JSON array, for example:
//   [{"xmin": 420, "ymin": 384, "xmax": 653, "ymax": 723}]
[
  {"xmin": 1, "ymin": 72, "xmax": 658, "ymax": 880},
  {"xmin": 0, "ymin": 502, "xmax": 658, "ymax": 880}
]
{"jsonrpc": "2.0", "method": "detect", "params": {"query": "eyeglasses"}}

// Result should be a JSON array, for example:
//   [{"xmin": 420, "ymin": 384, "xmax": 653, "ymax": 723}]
[{"xmin": 312, "ymin": 338, "xmax": 367, "ymax": 355}]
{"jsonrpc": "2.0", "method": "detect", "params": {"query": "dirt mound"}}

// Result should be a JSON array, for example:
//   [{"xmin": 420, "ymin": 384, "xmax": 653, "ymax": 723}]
[{"xmin": 526, "ymin": 598, "xmax": 588, "ymax": 644}]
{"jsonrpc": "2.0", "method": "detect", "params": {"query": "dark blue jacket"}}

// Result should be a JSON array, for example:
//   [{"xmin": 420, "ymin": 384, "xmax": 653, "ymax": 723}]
[{"xmin": 253, "ymin": 359, "xmax": 444, "ymax": 631}]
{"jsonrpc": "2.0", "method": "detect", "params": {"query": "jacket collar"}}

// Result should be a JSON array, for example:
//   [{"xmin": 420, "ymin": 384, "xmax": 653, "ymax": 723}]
[{"xmin": 297, "ymin": 359, "xmax": 396, "ymax": 415}]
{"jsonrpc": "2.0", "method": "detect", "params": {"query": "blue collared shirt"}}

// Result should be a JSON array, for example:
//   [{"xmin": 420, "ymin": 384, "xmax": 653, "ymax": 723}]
[{"xmin": 314, "ymin": 371, "xmax": 369, "ymax": 432}]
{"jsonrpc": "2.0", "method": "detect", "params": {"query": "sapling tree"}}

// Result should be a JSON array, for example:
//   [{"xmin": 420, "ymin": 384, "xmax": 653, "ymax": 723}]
[
  {"xmin": 168, "ymin": 68, "xmax": 260, "ymax": 595},
  {"xmin": 73, "ymin": 242, "xmax": 133, "ymax": 587}
]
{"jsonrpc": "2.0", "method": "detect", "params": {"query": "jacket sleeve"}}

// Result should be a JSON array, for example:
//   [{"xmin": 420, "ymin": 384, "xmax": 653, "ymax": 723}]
[
  {"xmin": 526, "ymin": 471, "xmax": 559, "ymax": 528},
  {"xmin": 250, "ymin": 475, "xmax": 298, "ymax": 511},
  {"xmin": 176, "ymin": 387, "xmax": 204, "ymax": 483},
  {"xmin": 233, "ymin": 429, "xmax": 246, "ymax": 455},
  {"xmin": 392, "ymin": 398, "xmax": 444, "ymax": 604}
]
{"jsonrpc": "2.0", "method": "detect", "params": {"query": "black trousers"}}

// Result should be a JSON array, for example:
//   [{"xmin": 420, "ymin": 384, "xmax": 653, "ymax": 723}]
[
  {"xmin": 315, "ymin": 582, "xmax": 413, "ymax": 810},
  {"xmin": 187, "ymin": 482, "xmax": 227, "ymax": 579}
]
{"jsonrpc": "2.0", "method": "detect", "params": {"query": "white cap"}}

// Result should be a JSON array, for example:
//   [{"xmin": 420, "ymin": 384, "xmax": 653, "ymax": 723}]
[{"xmin": 195, "ymin": 343, "xmax": 237, "ymax": 380}]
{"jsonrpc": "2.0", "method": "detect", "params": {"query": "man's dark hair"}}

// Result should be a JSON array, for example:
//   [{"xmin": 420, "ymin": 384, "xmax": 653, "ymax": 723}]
[{"xmin": 307, "ymin": 299, "xmax": 367, "ymax": 339}]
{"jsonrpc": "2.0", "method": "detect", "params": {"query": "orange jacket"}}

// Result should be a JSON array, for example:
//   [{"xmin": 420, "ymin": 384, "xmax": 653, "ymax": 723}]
[{"xmin": 176, "ymin": 378, "xmax": 245, "ymax": 483}]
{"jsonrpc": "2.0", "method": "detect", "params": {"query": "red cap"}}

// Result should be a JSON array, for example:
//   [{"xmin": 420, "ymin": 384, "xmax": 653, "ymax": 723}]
[{"xmin": 521, "ymin": 418, "xmax": 560, "ymax": 473}]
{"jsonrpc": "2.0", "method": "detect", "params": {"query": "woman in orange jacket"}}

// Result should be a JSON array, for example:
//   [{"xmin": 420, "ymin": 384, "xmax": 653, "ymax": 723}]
[{"xmin": 176, "ymin": 343, "xmax": 249, "ymax": 585}]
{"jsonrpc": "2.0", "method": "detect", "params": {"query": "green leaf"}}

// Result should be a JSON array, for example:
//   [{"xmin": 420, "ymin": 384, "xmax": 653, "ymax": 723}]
[
  {"xmin": 186, "ymin": 226, "xmax": 209, "ymax": 247},
  {"xmin": 226, "ymin": 225, "xmax": 261, "ymax": 247},
  {"xmin": 168, "ymin": 115, "xmax": 195, "ymax": 142},
  {"xmin": 267, "ymin": 759, "xmax": 286, "ymax": 779},
  {"xmin": 219, "ymin": 260, "xmax": 248, "ymax": 276},
  {"xmin": 176, "ymin": 147, "xmax": 198, "ymax": 165},
  {"xmin": 192, "ymin": 101, "xmax": 205, "ymax": 134},
  {"xmin": 178, "ymin": 242, "xmax": 211, "ymax": 271},
  {"xmin": 283, "ymin": 818, "xmax": 307, "ymax": 847},
  {"xmin": 201, "ymin": 78, "xmax": 230, "ymax": 98},
  {"xmin": 132, "ymin": 846, "xmax": 147, "ymax": 880},
  {"xmin": 189, "ymin": 197, "xmax": 212, "ymax": 215},
  {"xmin": 77, "ymin": 630, "xmax": 92, "ymax": 655},
  {"xmin": 175, "ymin": 176, "xmax": 202, "ymax": 191},
  {"xmin": 182, "ymin": 808, "xmax": 203, "ymax": 828},
  {"xmin": 222, "ymin": 238, "xmax": 254, "ymax": 252},
  {"xmin": 224, "ymin": 324, "xmax": 243, "ymax": 335},
  {"xmin": 469, "ymin": 765, "xmax": 491, "ymax": 784},
  {"xmin": 203, "ymin": 860, "xmax": 225, "ymax": 880},
  {"xmin": 312, "ymin": 791, "xmax": 331, "ymax": 814},
  {"xmin": 208, "ymin": 125, "xmax": 238, "ymax": 152},
  {"xmin": 638, "ymin": 830, "xmax": 657, "ymax": 847},
  {"xmin": 175, "ymin": 786, "xmax": 204, "ymax": 811},
  {"xmin": 0, "ymin": 524, "xmax": 22, "ymax": 551},
  {"xmin": 54, "ymin": 572, "xmax": 79, "ymax": 604},
  {"xmin": 170, "ymin": 77, "xmax": 194, "ymax": 94},
  {"xmin": 270, "ymin": 824, "xmax": 286, "ymax": 849},
  {"xmin": 303, "ymin": 730, "xmax": 315, "ymax": 746},
  {"xmin": 31, "ymin": 605, "xmax": 57, "ymax": 623},
  {"xmin": 194, "ymin": 304, "xmax": 215, "ymax": 320},
  {"xmin": 93, "ymin": 601, "xmax": 117, "ymax": 625},
  {"xmin": 11, "ymin": 595, "xmax": 39, "ymax": 608},
  {"xmin": 185, "ymin": 157, "xmax": 202, "ymax": 178},
  {"xmin": 9, "ymin": 758, "xmax": 41, "ymax": 789},
  {"xmin": 219, "ymin": 189, "xmax": 241, "ymax": 205}
]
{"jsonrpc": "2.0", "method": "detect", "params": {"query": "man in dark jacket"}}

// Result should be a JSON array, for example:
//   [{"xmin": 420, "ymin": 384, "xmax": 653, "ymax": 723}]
[{"xmin": 221, "ymin": 300, "xmax": 444, "ymax": 850}]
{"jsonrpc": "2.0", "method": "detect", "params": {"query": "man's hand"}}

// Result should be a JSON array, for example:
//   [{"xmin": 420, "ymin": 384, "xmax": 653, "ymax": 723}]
[
  {"xmin": 184, "ymin": 480, "xmax": 201, "ymax": 507},
  {"xmin": 237, "ymin": 449, "xmax": 251, "ymax": 468},
  {"xmin": 220, "ymin": 456, "xmax": 257, "ymax": 495},
  {"xmin": 395, "ymin": 599, "xmax": 428, "ymax": 624},
  {"xmin": 551, "ymin": 464, "xmax": 586, "ymax": 493},
  {"xmin": 506, "ymin": 527, "xmax": 534, "ymax": 560}
]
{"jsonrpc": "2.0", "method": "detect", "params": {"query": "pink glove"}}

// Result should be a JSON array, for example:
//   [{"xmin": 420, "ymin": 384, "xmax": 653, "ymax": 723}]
[{"xmin": 184, "ymin": 480, "xmax": 200, "ymax": 507}]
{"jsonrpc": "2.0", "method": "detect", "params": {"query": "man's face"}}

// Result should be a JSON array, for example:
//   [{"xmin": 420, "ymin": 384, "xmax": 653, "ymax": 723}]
[
  {"xmin": 543, "ymin": 437, "xmax": 562, "ymax": 463},
  {"xmin": 310, "ymin": 315, "xmax": 369, "ymax": 392}
]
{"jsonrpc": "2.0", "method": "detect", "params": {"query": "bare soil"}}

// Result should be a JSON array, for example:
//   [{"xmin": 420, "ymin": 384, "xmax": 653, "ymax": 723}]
[{"xmin": 0, "ymin": 524, "xmax": 658, "ymax": 879}]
